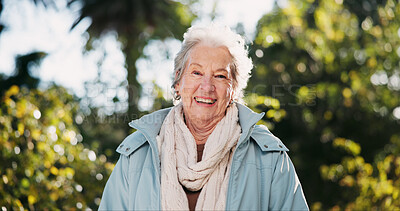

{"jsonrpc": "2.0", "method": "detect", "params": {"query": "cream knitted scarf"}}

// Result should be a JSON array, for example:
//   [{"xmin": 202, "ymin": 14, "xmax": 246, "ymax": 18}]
[{"xmin": 156, "ymin": 103, "xmax": 241, "ymax": 210}]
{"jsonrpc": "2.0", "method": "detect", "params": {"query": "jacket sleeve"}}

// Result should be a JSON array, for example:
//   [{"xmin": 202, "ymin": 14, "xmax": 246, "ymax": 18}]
[
  {"xmin": 269, "ymin": 151, "xmax": 309, "ymax": 210},
  {"xmin": 98, "ymin": 155, "xmax": 130, "ymax": 210}
]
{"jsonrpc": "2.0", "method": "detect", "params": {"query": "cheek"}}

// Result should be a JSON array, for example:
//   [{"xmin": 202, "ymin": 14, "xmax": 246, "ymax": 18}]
[
  {"xmin": 217, "ymin": 84, "xmax": 233, "ymax": 100},
  {"xmin": 184, "ymin": 77, "xmax": 201, "ymax": 90},
  {"xmin": 179, "ymin": 79, "xmax": 198, "ymax": 99}
]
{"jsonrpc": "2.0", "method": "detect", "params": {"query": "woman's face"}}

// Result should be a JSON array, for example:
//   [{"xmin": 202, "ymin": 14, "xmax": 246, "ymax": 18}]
[{"xmin": 175, "ymin": 44, "xmax": 234, "ymax": 123}]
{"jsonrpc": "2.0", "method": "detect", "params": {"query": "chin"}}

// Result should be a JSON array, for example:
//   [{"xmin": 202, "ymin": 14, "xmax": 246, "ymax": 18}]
[{"xmin": 193, "ymin": 111, "xmax": 214, "ymax": 121}]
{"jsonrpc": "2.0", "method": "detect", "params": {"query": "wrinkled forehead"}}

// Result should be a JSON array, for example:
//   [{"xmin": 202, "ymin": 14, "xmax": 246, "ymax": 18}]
[{"xmin": 185, "ymin": 44, "xmax": 233, "ymax": 71}]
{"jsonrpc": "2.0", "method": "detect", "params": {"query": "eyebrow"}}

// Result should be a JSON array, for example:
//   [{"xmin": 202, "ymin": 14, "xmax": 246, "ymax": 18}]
[
  {"xmin": 189, "ymin": 63, "xmax": 202, "ymax": 67},
  {"xmin": 189, "ymin": 63, "xmax": 229, "ymax": 72},
  {"xmin": 216, "ymin": 68, "xmax": 229, "ymax": 73}
]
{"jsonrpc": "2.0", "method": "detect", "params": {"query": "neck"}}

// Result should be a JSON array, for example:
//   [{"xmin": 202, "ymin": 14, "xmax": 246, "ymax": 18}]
[{"xmin": 184, "ymin": 113, "xmax": 224, "ymax": 145}]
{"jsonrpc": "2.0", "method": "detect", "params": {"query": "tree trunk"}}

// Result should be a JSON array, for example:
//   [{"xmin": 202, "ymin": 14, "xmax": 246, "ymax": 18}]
[{"xmin": 124, "ymin": 38, "xmax": 141, "ymax": 130}]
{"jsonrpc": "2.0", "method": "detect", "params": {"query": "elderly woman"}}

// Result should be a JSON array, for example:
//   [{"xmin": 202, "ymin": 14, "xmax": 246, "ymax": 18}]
[{"xmin": 99, "ymin": 25, "xmax": 308, "ymax": 210}]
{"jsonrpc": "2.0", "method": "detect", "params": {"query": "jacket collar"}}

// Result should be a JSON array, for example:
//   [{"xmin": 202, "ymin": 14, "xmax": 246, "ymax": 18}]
[
  {"xmin": 128, "ymin": 107, "xmax": 171, "ymax": 141},
  {"xmin": 236, "ymin": 103, "xmax": 265, "ymax": 143},
  {"xmin": 123, "ymin": 103, "xmax": 288, "ymax": 156},
  {"xmin": 128, "ymin": 102, "xmax": 264, "ymax": 140}
]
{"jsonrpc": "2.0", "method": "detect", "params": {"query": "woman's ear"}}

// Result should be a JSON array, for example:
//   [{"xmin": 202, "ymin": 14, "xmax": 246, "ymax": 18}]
[
  {"xmin": 230, "ymin": 89, "xmax": 235, "ymax": 103},
  {"xmin": 175, "ymin": 69, "xmax": 181, "ymax": 78},
  {"xmin": 175, "ymin": 69, "xmax": 181, "ymax": 89}
]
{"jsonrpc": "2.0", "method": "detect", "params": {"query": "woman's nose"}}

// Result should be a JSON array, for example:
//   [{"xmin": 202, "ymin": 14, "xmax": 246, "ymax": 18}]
[{"xmin": 200, "ymin": 76, "xmax": 215, "ymax": 92}]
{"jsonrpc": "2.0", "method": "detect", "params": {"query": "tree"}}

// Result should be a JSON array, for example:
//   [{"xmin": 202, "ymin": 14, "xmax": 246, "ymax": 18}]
[
  {"xmin": 0, "ymin": 0, "xmax": 3, "ymax": 34},
  {"xmin": 0, "ymin": 85, "xmax": 114, "ymax": 210},
  {"xmin": 68, "ymin": 0, "xmax": 196, "ymax": 124},
  {"xmin": 0, "ymin": 3, "xmax": 118, "ymax": 208},
  {"xmin": 319, "ymin": 137, "xmax": 400, "ymax": 210},
  {"xmin": 0, "ymin": 52, "xmax": 47, "ymax": 95},
  {"xmin": 248, "ymin": 0, "xmax": 400, "ymax": 208}
]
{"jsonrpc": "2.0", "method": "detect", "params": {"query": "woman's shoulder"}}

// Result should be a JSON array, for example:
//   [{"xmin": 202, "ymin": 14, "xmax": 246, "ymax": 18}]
[
  {"xmin": 116, "ymin": 131, "xmax": 148, "ymax": 156},
  {"xmin": 250, "ymin": 124, "xmax": 289, "ymax": 152},
  {"xmin": 117, "ymin": 107, "xmax": 173, "ymax": 156}
]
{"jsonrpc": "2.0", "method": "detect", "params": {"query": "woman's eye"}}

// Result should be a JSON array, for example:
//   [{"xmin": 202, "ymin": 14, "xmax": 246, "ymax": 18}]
[
  {"xmin": 192, "ymin": 71, "xmax": 201, "ymax": 76},
  {"xmin": 216, "ymin": 75, "xmax": 227, "ymax": 79}
]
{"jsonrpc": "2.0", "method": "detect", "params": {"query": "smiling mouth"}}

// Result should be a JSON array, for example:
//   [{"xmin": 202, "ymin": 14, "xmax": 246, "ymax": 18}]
[{"xmin": 194, "ymin": 97, "xmax": 217, "ymax": 105}]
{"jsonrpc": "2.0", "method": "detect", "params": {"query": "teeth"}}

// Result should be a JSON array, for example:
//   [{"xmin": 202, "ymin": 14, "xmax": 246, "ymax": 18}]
[{"xmin": 195, "ymin": 97, "xmax": 216, "ymax": 104}]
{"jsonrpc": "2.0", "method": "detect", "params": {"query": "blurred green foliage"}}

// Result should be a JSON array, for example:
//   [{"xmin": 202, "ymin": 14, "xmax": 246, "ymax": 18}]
[
  {"xmin": 0, "ymin": 85, "xmax": 114, "ymax": 210},
  {"xmin": 317, "ymin": 137, "xmax": 400, "ymax": 210},
  {"xmin": 248, "ymin": 0, "xmax": 400, "ymax": 209}
]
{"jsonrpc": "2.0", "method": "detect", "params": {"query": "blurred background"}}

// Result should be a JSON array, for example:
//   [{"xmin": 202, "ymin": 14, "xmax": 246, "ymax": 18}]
[{"xmin": 0, "ymin": 0, "xmax": 399, "ymax": 210}]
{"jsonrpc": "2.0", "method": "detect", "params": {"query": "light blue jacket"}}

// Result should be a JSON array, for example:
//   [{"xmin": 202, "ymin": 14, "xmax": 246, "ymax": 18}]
[{"xmin": 99, "ymin": 103, "xmax": 309, "ymax": 210}]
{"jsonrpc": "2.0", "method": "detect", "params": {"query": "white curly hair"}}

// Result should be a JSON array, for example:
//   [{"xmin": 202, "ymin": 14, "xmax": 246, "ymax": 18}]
[{"xmin": 171, "ymin": 24, "xmax": 253, "ymax": 103}]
